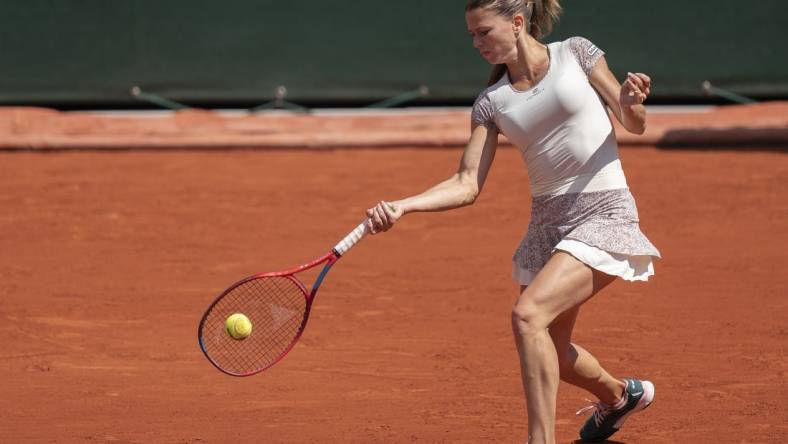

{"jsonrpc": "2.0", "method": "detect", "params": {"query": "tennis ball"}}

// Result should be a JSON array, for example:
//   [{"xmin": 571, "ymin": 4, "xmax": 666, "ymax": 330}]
[{"xmin": 225, "ymin": 313, "xmax": 253, "ymax": 340}]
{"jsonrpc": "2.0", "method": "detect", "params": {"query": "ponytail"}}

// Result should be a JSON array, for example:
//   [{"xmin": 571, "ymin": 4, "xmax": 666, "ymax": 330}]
[{"xmin": 529, "ymin": 0, "xmax": 562, "ymax": 40}]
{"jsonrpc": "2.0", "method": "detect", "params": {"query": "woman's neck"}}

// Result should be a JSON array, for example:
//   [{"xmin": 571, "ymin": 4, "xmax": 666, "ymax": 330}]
[{"xmin": 505, "ymin": 35, "xmax": 550, "ymax": 85}]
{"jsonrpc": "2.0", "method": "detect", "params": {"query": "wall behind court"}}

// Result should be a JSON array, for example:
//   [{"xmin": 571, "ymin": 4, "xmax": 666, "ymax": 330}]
[{"xmin": 0, "ymin": 0, "xmax": 785, "ymax": 106}]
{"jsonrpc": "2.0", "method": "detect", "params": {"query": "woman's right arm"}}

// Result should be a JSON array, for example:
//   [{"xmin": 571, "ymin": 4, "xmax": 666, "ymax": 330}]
[{"xmin": 367, "ymin": 123, "xmax": 499, "ymax": 233}]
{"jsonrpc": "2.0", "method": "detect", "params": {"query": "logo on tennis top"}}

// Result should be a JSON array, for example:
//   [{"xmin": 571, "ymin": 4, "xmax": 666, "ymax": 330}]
[
  {"xmin": 587, "ymin": 45, "xmax": 599, "ymax": 56},
  {"xmin": 526, "ymin": 87, "xmax": 543, "ymax": 101}
]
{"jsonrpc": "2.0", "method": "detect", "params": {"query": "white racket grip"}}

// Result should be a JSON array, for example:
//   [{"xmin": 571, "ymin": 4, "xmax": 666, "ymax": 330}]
[{"xmin": 333, "ymin": 220, "xmax": 370, "ymax": 256}]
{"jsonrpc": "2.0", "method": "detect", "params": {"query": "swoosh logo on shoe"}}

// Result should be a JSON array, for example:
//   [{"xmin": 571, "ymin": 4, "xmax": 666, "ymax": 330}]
[{"xmin": 631, "ymin": 391, "xmax": 643, "ymax": 397}]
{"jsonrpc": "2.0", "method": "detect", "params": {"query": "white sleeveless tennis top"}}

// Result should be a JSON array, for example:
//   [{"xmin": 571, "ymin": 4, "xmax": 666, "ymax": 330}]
[{"xmin": 471, "ymin": 37, "xmax": 627, "ymax": 197}]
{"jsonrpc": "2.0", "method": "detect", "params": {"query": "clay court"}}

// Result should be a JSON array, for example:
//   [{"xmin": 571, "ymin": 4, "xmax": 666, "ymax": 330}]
[{"xmin": 0, "ymin": 107, "xmax": 786, "ymax": 443}]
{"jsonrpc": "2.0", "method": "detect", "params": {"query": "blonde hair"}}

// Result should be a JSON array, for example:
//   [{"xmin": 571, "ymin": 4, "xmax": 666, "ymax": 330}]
[{"xmin": 465, "ymin": 0, "xmax": 562, "ymax": 85}]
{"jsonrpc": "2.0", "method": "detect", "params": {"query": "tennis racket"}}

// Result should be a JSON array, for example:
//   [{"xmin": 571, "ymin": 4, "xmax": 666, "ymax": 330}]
[{"xmin": 198, "ymin": 219, "xmax": 370, "ymax": 376}]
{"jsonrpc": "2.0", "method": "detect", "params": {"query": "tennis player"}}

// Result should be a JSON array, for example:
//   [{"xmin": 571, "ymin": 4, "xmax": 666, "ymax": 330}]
[{"xmin": 366, "ymin": 1, "xmax": 660, "ymax": 443}]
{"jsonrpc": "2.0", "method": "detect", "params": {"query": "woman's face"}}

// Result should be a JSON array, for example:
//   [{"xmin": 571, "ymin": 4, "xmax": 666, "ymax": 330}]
[{"xmin": 466, "ymin": 8, "xmax": 522, "ymax": 64}]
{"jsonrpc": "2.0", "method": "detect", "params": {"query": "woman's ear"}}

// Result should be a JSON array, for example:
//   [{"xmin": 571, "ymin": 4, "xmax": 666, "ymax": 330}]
[{"xmin": 512, "ymin": 14, "xmax": 524, "ymax": 36}]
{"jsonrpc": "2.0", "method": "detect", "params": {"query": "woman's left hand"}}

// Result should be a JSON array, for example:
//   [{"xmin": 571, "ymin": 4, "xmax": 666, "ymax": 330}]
[{"xmin": 620, "ymin": 72, "xmax": 651, "ymax": 107}]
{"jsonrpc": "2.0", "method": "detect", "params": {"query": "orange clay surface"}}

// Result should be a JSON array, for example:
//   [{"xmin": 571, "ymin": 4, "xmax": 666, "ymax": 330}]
[{"xmin": 0, "ymin": 145, "xmax": 786, "ymax": 443}]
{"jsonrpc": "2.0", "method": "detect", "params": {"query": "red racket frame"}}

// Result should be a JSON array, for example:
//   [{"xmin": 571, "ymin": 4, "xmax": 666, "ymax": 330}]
[{"xmin": 198, "ymin": 249, "xmax": 341, "ymax": 377}]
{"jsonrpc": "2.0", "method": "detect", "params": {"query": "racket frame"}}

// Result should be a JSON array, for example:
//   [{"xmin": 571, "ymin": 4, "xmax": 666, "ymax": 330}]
[
  {"xmin": 199, "ymin": 219, "xmax": 369, "ymax": 376},
  {"xmin": 197, "ymin": 249, "xmax": 342, "ymax": 376}
]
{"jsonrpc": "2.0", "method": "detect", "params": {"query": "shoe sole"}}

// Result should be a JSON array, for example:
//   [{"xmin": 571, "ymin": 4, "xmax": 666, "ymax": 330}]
[{"xmin": 613, "ymin": 379, "xmax": 655, "ymax": 429}]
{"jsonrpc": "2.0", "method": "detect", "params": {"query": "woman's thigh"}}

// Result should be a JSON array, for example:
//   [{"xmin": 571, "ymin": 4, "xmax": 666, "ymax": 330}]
[
  {"xmin": 515, "ymin": 251, "xmax": 616, "ymax": 327},
  {"xmin": 518, "ymin": 285, "xmax": 580, "ymax": 351}
]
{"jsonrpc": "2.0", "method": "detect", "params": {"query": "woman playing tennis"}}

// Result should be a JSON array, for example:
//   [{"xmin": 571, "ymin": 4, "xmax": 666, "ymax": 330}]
[{"xmin": 366, "ymin": 1, "xmax": 660, "ymax": 443}]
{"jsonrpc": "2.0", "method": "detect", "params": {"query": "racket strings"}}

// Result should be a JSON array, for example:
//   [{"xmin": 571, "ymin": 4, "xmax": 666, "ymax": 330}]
[{"xmin": 201, "ymin": 275, "xmax": 307, "ymax": 375}]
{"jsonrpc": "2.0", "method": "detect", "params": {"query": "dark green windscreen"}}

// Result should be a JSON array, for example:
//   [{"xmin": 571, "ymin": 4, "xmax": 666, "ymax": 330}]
[{"xmin": 0, "ymin": 0, "xmax": 785, "ymax": 105}]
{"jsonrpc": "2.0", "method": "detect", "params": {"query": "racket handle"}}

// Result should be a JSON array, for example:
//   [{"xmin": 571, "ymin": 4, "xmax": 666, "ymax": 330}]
[{"xmin": 333, "ymin": 220, "xmax": 370, "ymax": 256}]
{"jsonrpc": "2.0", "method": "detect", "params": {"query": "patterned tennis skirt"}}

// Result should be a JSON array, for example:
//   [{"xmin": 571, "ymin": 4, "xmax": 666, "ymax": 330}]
[{"xmin": 512, "ymin": 188, "xmax": 661, "ymax": 285}]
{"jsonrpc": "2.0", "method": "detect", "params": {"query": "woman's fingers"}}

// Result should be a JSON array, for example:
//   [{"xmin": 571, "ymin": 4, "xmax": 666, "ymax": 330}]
[
  {"xmin": 370, "ymin": 206, "xmax": 384, "ymax": 232},
  {"xmin": 623, "ymin": 78, "xmax": 640, "ymax": 96},
  {"xmin": 366, "ymin": 201, "xmax": 399, "ymax": 234},
  {"xmin": 627, "ymin": 73, "xmax": 644, "ymax": 96},
  {"xmin": 636, "ymin": 72, "xmax": 651, "ymax": 86},
  {"xmin": 630, "ymin": 72, "xmax": 651, "ymax": 97},
  {"xmin": 375, "ymin": 202, "xmax": 391, "ymax": 228},
  {"xmin": 365, "ymin": 209, "xmax": 377, "ymax": 233},
  {"xmin": 627, "ymin": 72, "xmax": 645, "ymax": 91},
  {"xmin": 636, "ymin": 73, "xmax": 651, "ymax": 97}
]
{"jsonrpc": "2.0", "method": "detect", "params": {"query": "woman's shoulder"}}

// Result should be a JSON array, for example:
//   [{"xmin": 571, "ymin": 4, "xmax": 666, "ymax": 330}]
[
  {"xmin": 471, "ymin": 89, "xmax": 498, "ymax": 130},
  {"xmin": 473, "ymin": 85, "xmax": 495, "ymax": 111},
  {"xmin": 554, "ymin": 36, "xmax": 606, "ymax": 76},
  {"xmin": 559, "ymin": 36, "xmax": 604, "ymax": 59},
  {"xmin": 472, "ymin": 77, "xmax": 509, "ymax": 129}
]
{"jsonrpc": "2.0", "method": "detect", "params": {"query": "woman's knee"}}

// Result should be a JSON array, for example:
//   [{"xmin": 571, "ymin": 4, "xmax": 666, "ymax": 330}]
[{"xmin": 511, "ymin": 299, "xmax": 551, "ymax": 336}]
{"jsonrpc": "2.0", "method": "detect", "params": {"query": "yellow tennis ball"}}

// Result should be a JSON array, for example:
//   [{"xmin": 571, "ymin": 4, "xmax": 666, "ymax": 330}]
[{"xmin": 225, "ymin": 313, "xmax": 253, "ymax": 340}]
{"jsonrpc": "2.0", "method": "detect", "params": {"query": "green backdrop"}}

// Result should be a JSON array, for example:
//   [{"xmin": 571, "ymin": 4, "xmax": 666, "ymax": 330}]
[{"xmin": 0, "ymin": 0, "xmax": 785, "ymax": 106}]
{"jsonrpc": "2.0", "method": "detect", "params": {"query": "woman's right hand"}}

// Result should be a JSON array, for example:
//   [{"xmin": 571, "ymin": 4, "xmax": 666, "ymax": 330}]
[{"xmin": 365, "ymin": 201, "xmax": 403, "ymax": 234}]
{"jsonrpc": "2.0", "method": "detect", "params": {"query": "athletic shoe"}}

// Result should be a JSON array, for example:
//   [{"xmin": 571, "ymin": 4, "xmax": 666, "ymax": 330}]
[{"xmin": 576, "ymin": 378, "xmax": 655, "ymax": 442}]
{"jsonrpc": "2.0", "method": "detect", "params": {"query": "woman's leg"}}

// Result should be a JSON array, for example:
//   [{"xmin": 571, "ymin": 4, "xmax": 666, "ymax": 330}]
[
  {"xmin": 547, "ymin": 306, "xmax": 625, "ymax": 405},
  {"xmin": 512, "ymin": 251, "xmax": 616, "ymax": 444}
]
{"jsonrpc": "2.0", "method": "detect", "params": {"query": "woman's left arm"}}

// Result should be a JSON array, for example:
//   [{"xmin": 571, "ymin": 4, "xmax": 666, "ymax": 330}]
[{"xmin": 588, "ymin": 56, "xmax": 651, "ymax": 135}]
